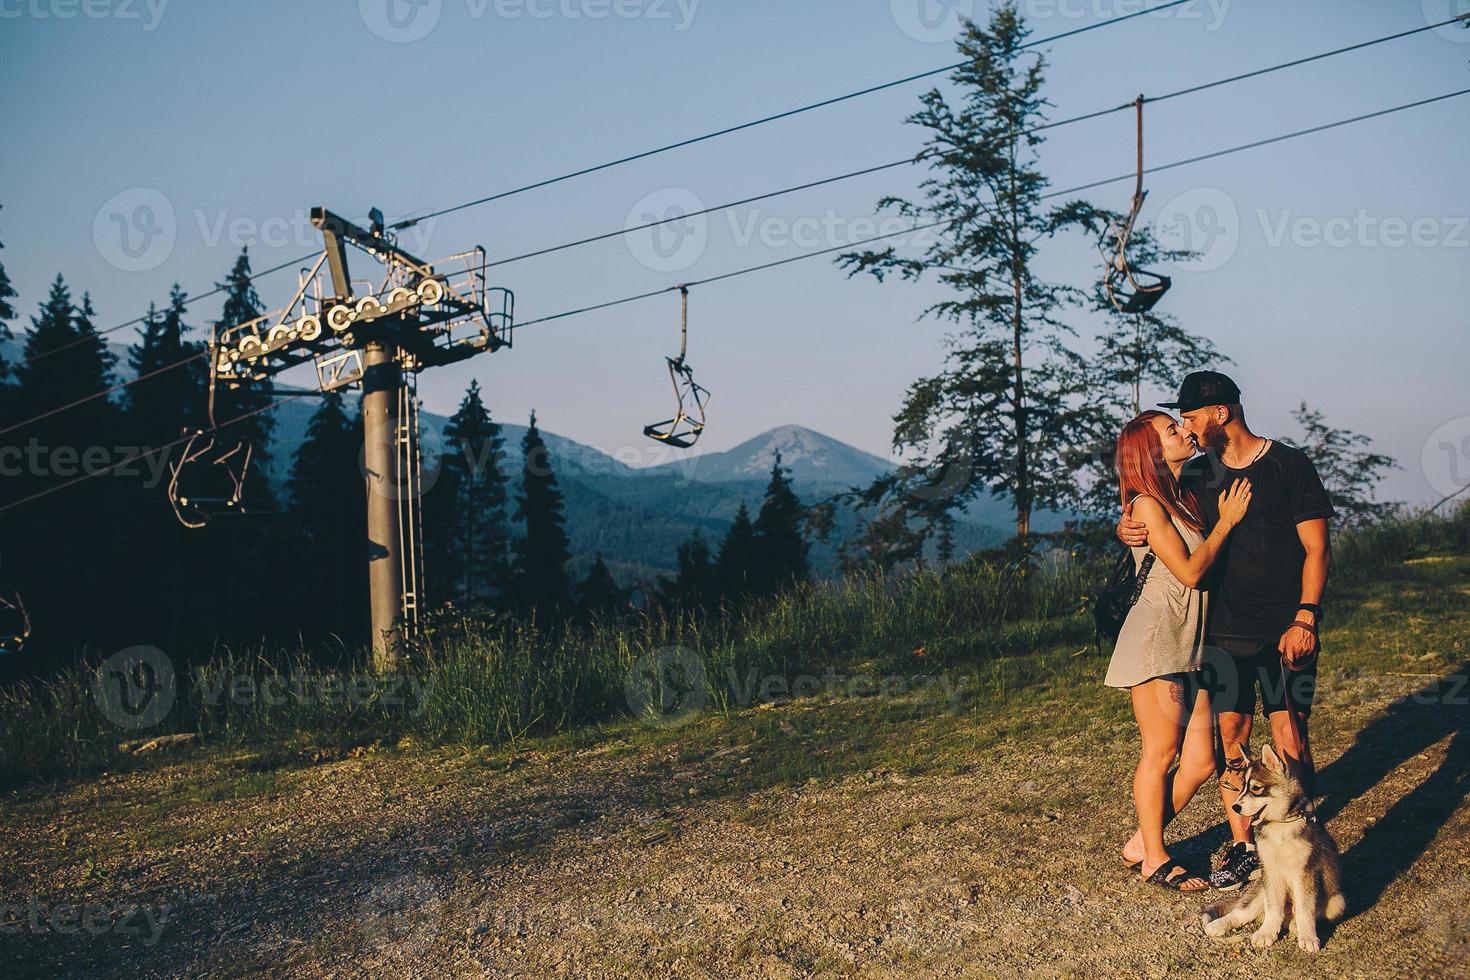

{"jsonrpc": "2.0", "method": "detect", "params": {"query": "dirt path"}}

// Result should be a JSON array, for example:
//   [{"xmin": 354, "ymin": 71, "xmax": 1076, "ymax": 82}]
[
  {"xmin": 3, "ymin": 658, "xmax": 1467, "ymax": 979},
  {"xmin": 4, "ymin": 559, "xmax": 1469, "ymax": 978}
]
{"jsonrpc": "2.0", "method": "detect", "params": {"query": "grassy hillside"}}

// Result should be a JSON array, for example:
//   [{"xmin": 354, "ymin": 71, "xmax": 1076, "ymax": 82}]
[{"xmin": 2, "ymin": 507, "xmax": 1467, "ymax": 976}]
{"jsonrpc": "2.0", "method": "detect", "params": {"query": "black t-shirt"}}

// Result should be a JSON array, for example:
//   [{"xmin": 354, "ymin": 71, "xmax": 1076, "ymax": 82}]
[{"xmin": 1179, "ymin": 441, "xmax": 1335, "ymax": 651}]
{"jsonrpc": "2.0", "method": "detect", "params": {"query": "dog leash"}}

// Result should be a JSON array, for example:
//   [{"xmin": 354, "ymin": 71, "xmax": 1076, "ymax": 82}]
[{"xmin": 1279, "ymin": 636, "xmax": 1319, "ymax": 823}]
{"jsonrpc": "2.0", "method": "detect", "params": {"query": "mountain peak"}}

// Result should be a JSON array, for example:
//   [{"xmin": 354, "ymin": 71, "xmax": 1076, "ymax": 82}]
[{"xmin": 643, "ymin": 424, "xmax": 892, "ymax": 488}]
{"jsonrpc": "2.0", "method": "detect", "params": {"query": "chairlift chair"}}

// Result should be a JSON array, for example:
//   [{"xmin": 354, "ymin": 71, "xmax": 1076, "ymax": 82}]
[
  {"xmin": 167, "ymin": 428, "xmax": 253, "ymax": 529},
  {"xmin": 643, "ymin": 286, "xmax": 711, "ymax": 450},
  {"xmin": 0, "ymin": 591, "xmax": 30, "ymax": 655},
  {"xmin": 1101, "ymin": 96, "xmax": 1172, "ymax": 315}
]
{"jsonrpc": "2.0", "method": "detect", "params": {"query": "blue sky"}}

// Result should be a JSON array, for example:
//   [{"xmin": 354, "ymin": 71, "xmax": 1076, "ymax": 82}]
[{"xmin": 1, "ymin": 0, "xmax": 1467, "ymax": 505}]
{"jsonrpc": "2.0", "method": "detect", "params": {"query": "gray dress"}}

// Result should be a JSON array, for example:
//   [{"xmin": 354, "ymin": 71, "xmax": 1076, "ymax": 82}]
[{"xmin": 1104, "ymin": 502, "xmax": 1210, "ymax": 689}]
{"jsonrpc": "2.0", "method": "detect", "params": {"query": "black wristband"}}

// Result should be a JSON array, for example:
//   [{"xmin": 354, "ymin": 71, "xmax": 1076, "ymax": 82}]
[{"xmin": 1298, "ymin": 603, "xmax": 1323, "ymax": 618}]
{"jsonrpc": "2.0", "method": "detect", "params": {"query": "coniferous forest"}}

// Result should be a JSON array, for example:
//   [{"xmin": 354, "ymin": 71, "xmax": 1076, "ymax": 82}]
[{"xmin": 0, "ymin": 236, "xmax": 829, "ymax": 681}]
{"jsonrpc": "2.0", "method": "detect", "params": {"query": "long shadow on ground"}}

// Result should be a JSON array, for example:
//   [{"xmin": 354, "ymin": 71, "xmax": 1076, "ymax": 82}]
[{"xmin": 1315, "ymin": 661, "xmax": 1470, "ymax": 919}]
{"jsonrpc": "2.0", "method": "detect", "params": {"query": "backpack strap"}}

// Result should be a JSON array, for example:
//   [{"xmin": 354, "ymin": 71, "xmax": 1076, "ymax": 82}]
[{"xmin": 1129, "ymin": 553, "xmax": 1155, "ymax": 607}]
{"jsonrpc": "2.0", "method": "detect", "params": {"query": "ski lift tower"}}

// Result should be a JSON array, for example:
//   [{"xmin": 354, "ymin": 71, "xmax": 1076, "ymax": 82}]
[{"xmin": 207, "ymin": 206, "xmax": 513, "ymax": 670}]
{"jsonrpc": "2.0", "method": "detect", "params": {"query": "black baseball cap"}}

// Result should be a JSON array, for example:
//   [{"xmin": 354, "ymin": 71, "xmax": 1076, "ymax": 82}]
[{"xmin": 1158, "ymin": 371, "xmax": 1241, "ymax": 413}]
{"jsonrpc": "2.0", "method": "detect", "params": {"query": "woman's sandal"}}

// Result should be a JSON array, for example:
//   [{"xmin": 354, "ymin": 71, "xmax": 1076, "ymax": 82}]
[{"xmin": 1142, "ymin": 859, "xmax": 1209, "ymax": 892}]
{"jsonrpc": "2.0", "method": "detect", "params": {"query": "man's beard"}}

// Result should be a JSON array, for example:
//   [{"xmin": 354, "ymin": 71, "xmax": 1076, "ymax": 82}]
[{"xmin": 1197, "ymin": 420, "xmax": 1228, "ymax": 452}]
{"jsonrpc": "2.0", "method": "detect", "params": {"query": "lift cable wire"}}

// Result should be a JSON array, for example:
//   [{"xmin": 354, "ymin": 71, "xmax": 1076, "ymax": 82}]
[
  {"xmin": 488, "ymin": 9, "xmax": 1464, "ymax": 272},
  {"xmin": 490, "ymin": 85, "xmax": 1470, "ymax": 329},
  {"xmin": 17, "ymin": 3, "xmax": 1196, "ymax": 371},
  {"xmin": 18, "ymin": 252, "xmax": 315, "ymax": 369},
  {"xmin": 0, "ymin": 392, "xmax": 312, "ymax": 515},
  {"xmin": 1, "ymin": 83, "xmax": 1465, "ymax": 460},
  {"xmin": 8, "ymin": 21, "xmax": 1461, "ymax": 442},
  {"xmin": 7, "ymin": 11, "xmax": 1455, "ymax": 424},
  {"xmin": 18, "ymin": 9, "xmax": 1462, "ymax": 375},
  {"xmin": 0, "ymin": 349, "xmax": 209, "ymax": 437},
  {"xmin": 387, "ymin": 0, "xmax": 1202, "ymax": 232}
]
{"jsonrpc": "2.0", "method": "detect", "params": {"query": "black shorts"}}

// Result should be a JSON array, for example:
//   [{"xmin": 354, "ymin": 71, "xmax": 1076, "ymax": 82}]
[{"xmin": 1200, "ymin": 643, "xmax": 1317, "ymax": 718}]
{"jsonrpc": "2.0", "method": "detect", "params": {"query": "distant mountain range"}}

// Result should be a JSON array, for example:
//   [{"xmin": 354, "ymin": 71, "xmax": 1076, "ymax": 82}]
[{"xmin": 3, "ymin": 338, "xmax": 1061, "ymax": 581}]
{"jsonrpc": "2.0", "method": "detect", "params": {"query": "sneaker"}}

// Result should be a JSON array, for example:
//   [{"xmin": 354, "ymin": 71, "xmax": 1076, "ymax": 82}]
[{"xmin": 1209, "ymin": 842, "xmax": 1260, "ymax": 891}]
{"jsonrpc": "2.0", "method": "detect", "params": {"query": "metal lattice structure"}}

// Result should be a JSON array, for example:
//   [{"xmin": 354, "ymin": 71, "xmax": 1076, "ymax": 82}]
[
  {"xmin": 211, "ymin": 209, "xmax": 512, "ymax": 392},
  {"xmin": 191, "ymin": 206, "xmax": 514, "ymax": 668}
]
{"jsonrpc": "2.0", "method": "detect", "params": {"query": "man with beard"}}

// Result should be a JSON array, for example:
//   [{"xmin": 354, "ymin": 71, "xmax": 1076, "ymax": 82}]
[{"xmin": 1117, "ymin": 371, "xmax": 1334, "ymax": 891}]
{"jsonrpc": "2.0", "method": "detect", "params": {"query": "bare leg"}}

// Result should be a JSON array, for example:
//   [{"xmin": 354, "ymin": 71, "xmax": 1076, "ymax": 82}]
[
  {"xmin": 1129, "ymin": 678, "xmax": 1207, "ymax": 890},
  {"xmin": 1217, "ymin": 709, "xmax": 1254, "ymax": 845},
  {"xmin": 1122, "ymin": 685, "xmax": 1216, "ymax": 864},
  {"xmin": 1268, "ymin": 709, "xmax": 1314, "ymax": 795}
]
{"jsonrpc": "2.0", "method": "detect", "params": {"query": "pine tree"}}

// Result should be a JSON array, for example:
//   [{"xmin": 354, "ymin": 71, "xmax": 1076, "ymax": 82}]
[
  {"xmin": 0, "ymin": 205, "xmax": 16, "ymax": 388},
  {"xmin": 577, "ymin": 553, "xmax": 626, "ymax": 617},
  {"xmin": 212, "ymin": 248, "xmax": 275, "ymax": 509},
  {"xmin": 751, "ymin": 452, "xmax": 808, "ymax": 595},
  {"xmin": 0, "ymin": 211, "xmax": 21, "ymax": 620},
  {"xmin": 510, "ymin": 411, "xmax": 572, "ymax": 614},
  {"xmin": 127, "ymin": 285, "xmax": 207, "ymax": 445},
  {"xmin": 838, "ymin": 3, "xmax": 1113, "ymax": 544},
  {"xmin": 424, "ymin": 380, "xmax": 511, "ymax": 606},
  {"xmin": 286, "ymin": 390, "xmax": 368, "ymax": 640},
  {"xmin": 16, "ymin": 279, "xmax": 118, "ymax": 420},
  {"xmin": 8, "ymin": 278, "xmax": 130, "ymax": 657},
  {"xmin": 713, "ymin": 503, "xmax": 760, "ymax": 602},
  {"xmin": 662, "ymin": 530, "xmax": 715, "ymax": 611}
]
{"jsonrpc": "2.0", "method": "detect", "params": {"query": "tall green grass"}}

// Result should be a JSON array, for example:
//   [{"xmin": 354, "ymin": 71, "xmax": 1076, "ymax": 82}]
[{"xmin": 3, "ymin": 504, "xmax": 1465, "ymax": 791}]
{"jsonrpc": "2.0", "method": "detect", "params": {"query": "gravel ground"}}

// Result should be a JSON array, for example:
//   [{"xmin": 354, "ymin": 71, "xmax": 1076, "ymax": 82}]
[{"xmin": 3, "ymin": 656, "xmax": 1468, "ymax": 979}]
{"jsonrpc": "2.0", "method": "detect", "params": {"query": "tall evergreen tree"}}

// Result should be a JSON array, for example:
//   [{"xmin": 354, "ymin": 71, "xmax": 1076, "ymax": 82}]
[
  {"xmin": 0, "ymin": 211, "xmax": 21, "ymax": 639},
  {"xmin": 120, "ymin": 288, "xmax": 212, "ymax": 650},
  {"xmin": 0, "ymin": 205, "xmax": 15, "ymax": 389},
  {"xmin": 212, "ymin": 248, "xmax": 275, "ymax": 509},
  {"xmin": 662, "ymin": 530, "xmax": 715, "ymax": 611},
  {"xmin": 424, "ymin": 380, "xmax": 511, "ymax": 606},
  {"xmin": 127, "ymin": 285, "xmax": 207, "ymax": 444},
  {"xmin": 16, "ymin": 279, "xmax": 117, "ymax": 419},
  {"xmin": 577, "ymin": 553, "xmax": 627, "ymax": 618},
  {"xmin": 510, "ymin": 411, "xmax": 572, "ymax": 614},
  {"xmin": 751, "ymin": 452, "xmax": 808, "ymax": 595},
  {"xmin": 8, "ymin": 279, "xmax": 129, "ymax": 660},
  {"xmin": 839, "ymin": 3, "xmax": 1113, "ymax": 544},
  {"xmin": 713, "ymin": 503, "xmax": 759, "ymax": 602},
  {"xmin": 286, "ymin": 390, "xmax": 368, "ymax": 641}
]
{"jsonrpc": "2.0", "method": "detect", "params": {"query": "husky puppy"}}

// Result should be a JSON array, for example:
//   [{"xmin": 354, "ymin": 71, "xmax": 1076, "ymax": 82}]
[{"xmin": 1200, "ymin": 744, "xmax": 1347, "ymax": 953}]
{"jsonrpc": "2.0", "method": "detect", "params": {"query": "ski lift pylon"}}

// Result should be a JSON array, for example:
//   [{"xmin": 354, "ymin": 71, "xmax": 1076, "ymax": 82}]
[
  {"xmin": 1101, "ymin": 95, "xmax": 1171, "ymax": 315},
  {"xmin": 643, "ymin": 285, "xmax": 711, "ymax": 450}
]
